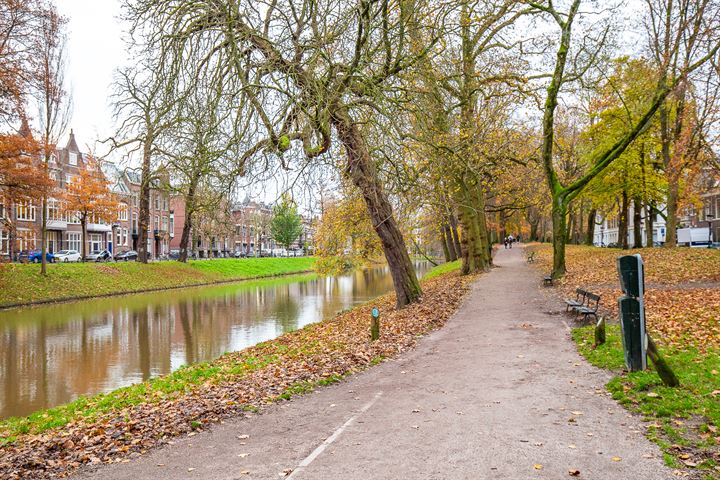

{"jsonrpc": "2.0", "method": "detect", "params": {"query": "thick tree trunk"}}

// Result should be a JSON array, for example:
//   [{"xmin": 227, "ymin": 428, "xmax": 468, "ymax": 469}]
[
  {"xmin": 551, "ymin": 196, "xmax": 568, "ymax": 278},
  {"xmin": 137, "ymin": 140, "xmax": 152, "ymax": 263},
  {"xmin": 619, "ymin": 191, "xmax": 629, "ymax": 249},
  {"xmin": 585, "ymin": 209, "xmax": 597, "ymax": 246},
  {"xmin": 633, "ymin": 197, "xmax": 643, "ymax": 248},
  {"xmin": 331, "ymin": 109, "xmax": 421, "ymax": 308}
]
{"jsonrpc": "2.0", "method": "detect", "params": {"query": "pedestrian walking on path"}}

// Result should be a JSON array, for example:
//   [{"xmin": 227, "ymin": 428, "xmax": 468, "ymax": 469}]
[{"xmin": 78, "ymin": 246, "xmax": 671, "ymax": 480}]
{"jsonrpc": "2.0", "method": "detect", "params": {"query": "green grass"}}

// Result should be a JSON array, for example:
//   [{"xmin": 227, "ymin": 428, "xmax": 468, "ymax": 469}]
[
  {"xmin": 0, "ymin": 257, "xmax": 316, "ymax": 307},
  {"xmin": 423, "ymin": 260, "xmax": 461, "ymax": 280},
  {"xmin": 573, "ymin": 325, "xmax": 720, "ymax": 474}
]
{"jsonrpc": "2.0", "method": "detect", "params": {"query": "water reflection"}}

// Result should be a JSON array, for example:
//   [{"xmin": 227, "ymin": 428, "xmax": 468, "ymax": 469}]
[{"xmin": 0, "ymin": 262, "xmax": 430, "ymax": 419}]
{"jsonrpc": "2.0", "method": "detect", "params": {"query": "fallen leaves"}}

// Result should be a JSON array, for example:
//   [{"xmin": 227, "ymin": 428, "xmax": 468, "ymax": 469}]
[{"xmin": 0, "ymin": 273, "xmax": 475, "ymax": 479}]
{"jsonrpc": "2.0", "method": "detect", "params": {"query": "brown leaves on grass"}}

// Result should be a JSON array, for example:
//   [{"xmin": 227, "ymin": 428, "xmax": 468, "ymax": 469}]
[
  {"xmin": 530, "ymin": 245, "xmax": 720, "ymax": 351},
  {"xmin": 0, "ymin": 273, "xmax": 474, "ymax": 479}
]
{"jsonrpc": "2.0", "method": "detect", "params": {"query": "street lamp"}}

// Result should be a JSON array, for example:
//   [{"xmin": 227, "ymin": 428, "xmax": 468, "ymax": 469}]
[{"xmin": 706, "ymin": 205, "xmax": 715, "ymax": 249}]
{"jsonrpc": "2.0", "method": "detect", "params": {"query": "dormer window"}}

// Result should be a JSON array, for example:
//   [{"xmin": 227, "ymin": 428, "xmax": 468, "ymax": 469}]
[{"xmin": 69, "ymin": 152, "xmax": 77, "ymax": 166}]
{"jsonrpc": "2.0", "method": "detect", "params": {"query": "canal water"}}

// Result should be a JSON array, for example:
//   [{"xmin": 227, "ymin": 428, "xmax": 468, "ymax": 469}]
[{"xmin": 0, "ymin": 261, "xmax": 431, "ymax": 419}]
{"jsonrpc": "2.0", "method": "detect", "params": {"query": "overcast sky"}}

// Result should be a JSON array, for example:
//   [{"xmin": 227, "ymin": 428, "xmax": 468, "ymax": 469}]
[{"xmin": 58, "ymin": 0, "xmax": 127, "ymax": 155}]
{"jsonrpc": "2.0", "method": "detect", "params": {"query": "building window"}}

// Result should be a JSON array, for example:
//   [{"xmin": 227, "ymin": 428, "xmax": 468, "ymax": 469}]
[
  {"xmin": 17, "ymin": 229, "xmax": 36, "ymax": 251},
  {"xmin": 118, "ymin": 204, "xmax": 128, "ymax": 221},
  {"xmin": 66, "ymin": 232, "xmax": 81, "ymax": 251},
  {"xmin": 47, "ymin": 199, "xmax": 61, "ymax": 222},
  {"xmin": 122, "ymin": 228, "xmax": 128, "ymax": 246},
  {"xmin": 116, "ymin": 229, "xmax": 122, "ymax": 247},
  {"xmin": 132, "ymin": 212, "xmax": 138, "ymax": 233},
  {"xmin": 169, "ymin": 214, "xmax": 174, "ymax": 234},
  {"xmin": 69, "ymin": 152, "xmax": 78, "ymax": 166},
  {"xmin": 162, "ymin": 216, "xmax": 168, "ymax": 232},
  {"xmin": 154, "ymin": 195, "xmax": 159, "ymax": 210},
  {"xmin": 154, "ymin": 215, "xmax": 159, "ymax": 231},
  {"xmin": 16, "ymin": 203, "xmax": 36, "ymax": 221},
  {"xmin": 0, "ymin": 230, "xmax": 8, "ymax": 254},
  {"xmin": 89, "ymin": 233, "xmax": 102, "ymax": 252}
]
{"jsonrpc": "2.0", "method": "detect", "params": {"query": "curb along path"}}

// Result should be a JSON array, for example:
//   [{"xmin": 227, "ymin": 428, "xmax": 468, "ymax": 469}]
[{"xmin": 77, "ymin": 247, "xmax": 672, "ymax": 480}]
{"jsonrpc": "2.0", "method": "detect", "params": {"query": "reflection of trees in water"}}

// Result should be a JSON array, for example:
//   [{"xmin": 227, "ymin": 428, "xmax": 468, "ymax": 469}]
[{"xmin": 0, "ymin": 267, "xmax": 416, "ymax": 419}]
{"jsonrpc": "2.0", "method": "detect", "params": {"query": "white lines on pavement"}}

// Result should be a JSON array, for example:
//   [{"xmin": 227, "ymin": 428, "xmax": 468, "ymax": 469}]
[
  {"xmin": 285, "ymin": 392, "xmax": 383, "ymax": 479},
  {"xmin": 561, "ymin": 320, "xmax": 571, "ymax": 332}
]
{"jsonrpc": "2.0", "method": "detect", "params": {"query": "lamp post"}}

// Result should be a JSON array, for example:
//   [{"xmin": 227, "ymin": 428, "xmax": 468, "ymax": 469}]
[{"xmin": 706, "ymin": 205, "xmax": 715, "ymax": 249}]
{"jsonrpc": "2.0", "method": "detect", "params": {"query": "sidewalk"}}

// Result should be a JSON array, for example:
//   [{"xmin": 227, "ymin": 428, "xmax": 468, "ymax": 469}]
[{"xmin": 77, "ymin": 247, "xmax": 671, "ymax": 479}]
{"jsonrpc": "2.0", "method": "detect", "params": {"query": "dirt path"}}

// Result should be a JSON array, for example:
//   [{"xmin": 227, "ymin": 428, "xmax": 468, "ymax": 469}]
[{"xmin": 76, "ymin": 247, "xmax": 672, "ymax": 479}]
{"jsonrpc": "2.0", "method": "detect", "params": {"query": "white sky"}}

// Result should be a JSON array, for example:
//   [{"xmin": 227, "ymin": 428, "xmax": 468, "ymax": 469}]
[{"xmin": 57, "ymin": 0, "xmax": 127, "ymax": 155}]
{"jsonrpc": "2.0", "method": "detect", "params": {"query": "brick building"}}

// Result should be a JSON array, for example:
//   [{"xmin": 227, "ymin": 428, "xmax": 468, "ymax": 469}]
[{"xmin": 0, "ymin": 131, "xmax": 171, "ymax": 260}]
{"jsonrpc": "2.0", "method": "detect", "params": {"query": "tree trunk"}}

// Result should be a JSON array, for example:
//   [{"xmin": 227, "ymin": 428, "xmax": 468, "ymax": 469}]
[
  {"xmin": 440, "ymin": 226, "xmax": 451, "ymax": 262},
  {"xmin": 665, "ymin": 182, "xmax": 678, "ymax": 247},
  {"xmin": 551, "ymin": 196, "xmax": 568, "ymax": 278},
  {"xmin": 585, "ymin": 209, "xmax": 597, "ymax": 246},
  {"xmin": 633, "ymin": 196, "xmax": 643, "ymax": 248},
  {"xmin": 449, "ymin": 213, "xmax": 462, "ymax": 259},
  {"xmin": 646, "ymin": 202, "xmax": 655, "ymax": 247},
  {"xmin": 619, "ymin": 191, "xmax": 629, "ymax": 249},
  {"xmin": 41, "ymin": 196, "xmax": 48, "ymax": 274},
  {"xmin": 80, "ymin": 217, "xmax": 87, "ymax": 260},
  {"xmin": 178, "ymin": 184, "xmax": 197, "ymax": 263},
  {"xmin": 331, "ymin": 108, "xmax": 421, "ymax": 308},
  {"xmin": 137, "ymin": 140, "xmax": 152, "ymax": 263}
]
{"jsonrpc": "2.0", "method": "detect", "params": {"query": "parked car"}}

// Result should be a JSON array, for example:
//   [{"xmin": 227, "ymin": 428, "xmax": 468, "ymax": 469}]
[
  {"xmin": 29, "ymin": 250, "xmax": 55, "ymax": 263},
  {"xmin": 114, "ymin": 250, "xmax": 138, "ymax": 261},
  {"xmin": 85, "ymin": 250, "xmax": 112, "ymax": 262},
  {"xmin": 233, "ymin": 250, "xmax": 246, "ymax": 258},
  {"xmin": 54, "ymin": 250, "xmax": 82, "ymax": 262}
]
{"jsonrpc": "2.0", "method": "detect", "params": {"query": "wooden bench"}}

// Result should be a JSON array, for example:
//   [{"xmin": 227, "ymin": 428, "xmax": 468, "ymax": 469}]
[
  {"xmin": 572, "ymin": 292, "xmax": 601, "ymax": 322},
  {"xmin": 564, "ymin": 288, "xmax": 586, "ymax": 312}
]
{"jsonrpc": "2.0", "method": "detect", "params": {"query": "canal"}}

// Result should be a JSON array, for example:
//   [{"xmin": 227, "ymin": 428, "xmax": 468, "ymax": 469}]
[{"xmin": 0, "ymin": 261, "xmax": 431, "ymax": 419}]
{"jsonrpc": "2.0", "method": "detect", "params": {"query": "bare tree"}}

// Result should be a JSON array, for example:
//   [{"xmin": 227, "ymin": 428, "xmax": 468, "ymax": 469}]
[
  {"xmin": 122, "ymin": 0, "xmax": 451, "ymax": 307},
  {"xmin": 31, "ymin": 0, "xmax": 70, "ymax": 275}
]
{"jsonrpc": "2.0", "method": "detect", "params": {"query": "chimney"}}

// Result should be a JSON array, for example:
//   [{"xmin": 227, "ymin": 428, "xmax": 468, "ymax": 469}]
[{"xmin": 66, "ymin": 128, "xmax": 79, "ymax": 152}]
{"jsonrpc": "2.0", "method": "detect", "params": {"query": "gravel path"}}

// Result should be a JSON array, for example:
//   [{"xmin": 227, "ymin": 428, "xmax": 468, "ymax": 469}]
[{"xmin": 75, "ymin": 246, "xmax": 672, "ymax": 480}]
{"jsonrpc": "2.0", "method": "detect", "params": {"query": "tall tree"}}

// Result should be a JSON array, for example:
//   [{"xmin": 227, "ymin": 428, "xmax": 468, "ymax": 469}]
[
  {"xmin": 533, "ymin": 0, "xmax": 720, "ymax": 278},
  {"xmin": 122, "ymin": 0, "xmax": 447, "ymax": 307},
  {"xmin": 270, "ymin": 195, "xmax": 303, "ymax": 255},
  {"xmin": 62, "ymin": 155, "xmax": 118, "ymax": 260},
  {"xmin": 31, "ymin": 0, "xmax": 69, "ymax": 274}
]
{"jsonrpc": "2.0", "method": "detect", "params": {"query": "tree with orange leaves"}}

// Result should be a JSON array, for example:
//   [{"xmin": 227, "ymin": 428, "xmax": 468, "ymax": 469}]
[
  {"xmin": 62, "ymin": 155, "xmax": 118, "ymax": 260},
  {"xmin": 0, "ymin": 126, "xmax": 50, "ymax": 260}
]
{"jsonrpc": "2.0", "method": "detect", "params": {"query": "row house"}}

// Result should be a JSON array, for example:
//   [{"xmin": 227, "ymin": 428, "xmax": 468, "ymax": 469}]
[
  {"xmin": 0, "ymin": 131, "xmax": 171, "ymax": 260},
  {"xmin": 169, "ymin": 196, "xmax": 234, "ymax": 258},
  {"xmin": 232, "ymin": 199, "xmax": 276, "ymax": 255},
  {"xmin": 103, "ymin": 166, "xmax": 172, "ymax": 258},
  {"xmin": 0, "ymin": 131, "xmax": 115, "ymax": 258},
  {"xmin": 680, "ymin": 173, "xmax": 720, "ymax": 244}
]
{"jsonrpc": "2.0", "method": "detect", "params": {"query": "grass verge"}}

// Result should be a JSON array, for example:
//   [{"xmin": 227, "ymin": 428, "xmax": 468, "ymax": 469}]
[
  {"xmin": 423, "ymin": 259, "xmax": 461, "ymax": 280},
  {"xmin": 573, "ymin": 325, "xmax": 720, "ymax": 477},
  {"xmin": 0, "ymin": 257, "xmax": 316, "ymax": 308}
]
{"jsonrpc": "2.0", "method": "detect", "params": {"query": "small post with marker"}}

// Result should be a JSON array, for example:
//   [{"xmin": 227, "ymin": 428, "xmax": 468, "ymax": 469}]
[{"xmin": 370, "ymin": 307, "xmax": 380, "ymax": 341}]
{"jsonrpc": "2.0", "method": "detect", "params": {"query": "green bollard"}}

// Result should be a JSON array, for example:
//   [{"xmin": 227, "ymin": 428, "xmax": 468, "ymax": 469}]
[{"xmin": 370, "ymin": 307, "xmax": 380, "ymax": 341}]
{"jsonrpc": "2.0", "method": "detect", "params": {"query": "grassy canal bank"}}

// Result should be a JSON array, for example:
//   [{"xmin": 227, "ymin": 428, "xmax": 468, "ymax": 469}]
[
  {"xmin": 0, "ymin": 261, "xmax": 466, "ymax": 479},
  {"xmin": 528, "ymin": 244, "xmax": 720, "ymax": 477},
  {"xmin": 0, "ymin": 257, "xmax": 316, "ymax": 308}
]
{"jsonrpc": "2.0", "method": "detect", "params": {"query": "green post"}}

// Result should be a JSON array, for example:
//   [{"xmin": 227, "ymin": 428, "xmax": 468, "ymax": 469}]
[{"xmin": 371, "ymin": 307, "xmax": 380, "ymax": 341}]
